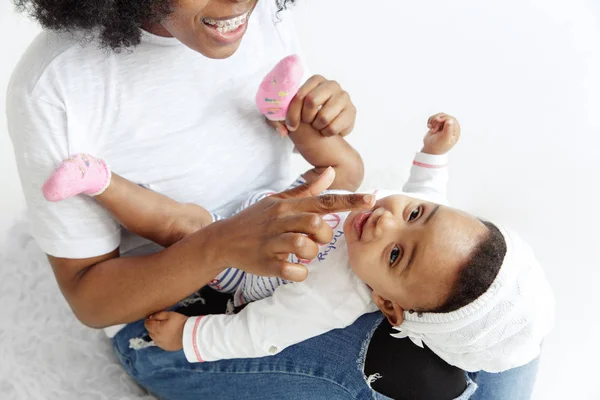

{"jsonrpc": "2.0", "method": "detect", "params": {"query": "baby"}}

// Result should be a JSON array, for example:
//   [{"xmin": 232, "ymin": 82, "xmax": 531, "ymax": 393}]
[{"xmin": 42, "ymin": 111, "xmax": 553, "ymax": 373}]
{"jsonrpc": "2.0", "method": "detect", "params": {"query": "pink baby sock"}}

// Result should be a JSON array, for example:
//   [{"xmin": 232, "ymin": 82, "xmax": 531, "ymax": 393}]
[
  {"xmin": 42, "ymin": 153, "xmax": 111, "ymax": 202},
  {"xmin": 256, "ymin": 54, "xmax": 304, "ymax": 121}
]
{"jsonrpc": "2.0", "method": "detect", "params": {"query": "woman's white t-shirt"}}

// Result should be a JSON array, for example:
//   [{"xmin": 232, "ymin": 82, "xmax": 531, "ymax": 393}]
[{"xmin": 7, "ymin": 1, "xmax": 303, "ymax": 259}]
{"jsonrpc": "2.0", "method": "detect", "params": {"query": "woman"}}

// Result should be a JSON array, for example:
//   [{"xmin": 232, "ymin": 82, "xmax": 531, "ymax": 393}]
[{"xmin": 8, "ymin": 0, "xmax": 539, "ymax": 398}]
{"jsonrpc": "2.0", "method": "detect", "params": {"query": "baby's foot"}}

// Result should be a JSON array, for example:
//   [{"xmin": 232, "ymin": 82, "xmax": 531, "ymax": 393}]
[
  {"xmin": 42, "ymin": 153, "xmax": 111, "ymax": 202},
  {"xmin": 256, "ymin": 54, "xmax": 304, "ymax": 121}
]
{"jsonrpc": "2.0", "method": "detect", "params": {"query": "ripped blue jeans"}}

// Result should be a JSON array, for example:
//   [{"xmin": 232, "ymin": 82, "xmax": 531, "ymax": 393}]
[{"xmin": 113, "ymin": 312, "xmax": 537, "ymax": 399}]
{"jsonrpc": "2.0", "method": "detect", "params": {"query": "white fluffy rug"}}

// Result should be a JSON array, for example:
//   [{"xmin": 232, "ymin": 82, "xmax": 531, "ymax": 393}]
[
  {"xmin": 0, "ymin": 170, "xmax": 401, "ymax": 399},
  {"xmin": 0, "ymin": 219, "xmax": 154, "ymax": 399}
]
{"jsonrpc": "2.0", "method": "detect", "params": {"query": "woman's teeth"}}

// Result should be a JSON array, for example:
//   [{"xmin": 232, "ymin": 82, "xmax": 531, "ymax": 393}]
[{"xmin": 203, "ymin": 12, "xmax": 249, "ymax": 33}]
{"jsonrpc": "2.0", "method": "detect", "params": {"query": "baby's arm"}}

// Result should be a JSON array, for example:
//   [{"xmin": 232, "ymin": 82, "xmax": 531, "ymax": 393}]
[
  {"xmin": 288, "ymin": 123, "xmax": 364, "ymax": 191},
  {"xmin": 183, "ymin": 286, "xmax": 334, "ymax": 362},
  {"xmin": 96, "ymin": 174, "xmax": 213, "ymax": 247},
  {"xmin": 402, "ymin": 113, "xmax": 460, "ymax": 204},
  {"xmin": 146, "ymin": 278, "xmax": 374, "ymax": 362}
]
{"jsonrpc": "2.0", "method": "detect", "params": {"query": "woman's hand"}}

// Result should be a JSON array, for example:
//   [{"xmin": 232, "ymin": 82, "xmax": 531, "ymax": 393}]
[
  {"xmin": 209, "ymin": 168, "xmax": 374, "ymax": 282},
  {"xmin": 269, "ymin": 75, "xmax": 356, "ymax": 138}
]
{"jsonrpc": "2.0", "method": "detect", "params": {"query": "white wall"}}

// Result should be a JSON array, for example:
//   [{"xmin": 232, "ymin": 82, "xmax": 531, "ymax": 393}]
[
  {"xmin": 1, "ymin": 0, "xmax": 599, "ymax": 399},
  {"xmin": 290, "ymin": 2, "xmax": 600, "ymax": 399},
  {"xmin": 0, "ymin": 2, "xmax": 37, "ymax": 238}
]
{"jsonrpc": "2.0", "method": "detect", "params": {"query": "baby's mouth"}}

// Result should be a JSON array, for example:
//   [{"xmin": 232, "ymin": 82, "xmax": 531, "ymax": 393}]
[{"xmin": 353, "ymin": 212, "xmax": 372, "ymax": 240}]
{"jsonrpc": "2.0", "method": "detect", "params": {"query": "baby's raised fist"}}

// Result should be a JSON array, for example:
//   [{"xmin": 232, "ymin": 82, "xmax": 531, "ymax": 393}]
[{"xmin": 422, "ymin": 113, "xmax": 461, "ymax": 155}]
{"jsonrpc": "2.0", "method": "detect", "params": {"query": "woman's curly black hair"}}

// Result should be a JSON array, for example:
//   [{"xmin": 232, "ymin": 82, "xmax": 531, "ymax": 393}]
[{"xmin": 14, "ymin": 0, "xmax": 296, "ymax": 50}]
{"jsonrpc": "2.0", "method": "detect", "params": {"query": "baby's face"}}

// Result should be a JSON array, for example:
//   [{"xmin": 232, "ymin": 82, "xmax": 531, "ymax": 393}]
[{"xmin": 344, "ymin": 194, "xmax": 488, "ymax": 313}]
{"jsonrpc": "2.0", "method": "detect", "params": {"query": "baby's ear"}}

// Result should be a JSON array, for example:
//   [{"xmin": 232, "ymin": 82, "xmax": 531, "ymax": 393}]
[{"xmin": 372, "ymin": 292, "xmax": 405, "ymax": 326}]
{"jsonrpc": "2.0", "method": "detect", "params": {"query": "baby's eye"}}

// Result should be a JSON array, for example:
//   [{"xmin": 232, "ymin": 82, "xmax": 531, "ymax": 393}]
[
  {"xmin": 390, "ymin": 245, "xmax": 402, "ymax": 266},
  {"xmin": 408, "ymin": 206, "xmax": 422, "ymax": 222}
]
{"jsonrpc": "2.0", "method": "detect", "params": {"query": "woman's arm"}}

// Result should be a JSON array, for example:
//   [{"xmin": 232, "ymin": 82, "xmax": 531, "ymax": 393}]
[
  {"xmin": 96, "ymin": 173, "xmax": 213, "ymax": 247},
  {"xmin": 48, "ymin": 231, "xmax": 222, "ymax": 329},
  {"xmin": 48, "ymin": 171, "xmax": 374, "ymax": 329},
  {"xmin": 288, "ymin": 123, "xmax": 364, "ymax": 191}
]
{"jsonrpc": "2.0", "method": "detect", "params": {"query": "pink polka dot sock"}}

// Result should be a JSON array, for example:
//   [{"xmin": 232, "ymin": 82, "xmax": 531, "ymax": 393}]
[
  {"xmin": 42, "ymin": 153, "xmax": 111, "ymax": 202},
  {"xmin": 255, "ymin": 54, "xmax": 304, "ymax": 121}
]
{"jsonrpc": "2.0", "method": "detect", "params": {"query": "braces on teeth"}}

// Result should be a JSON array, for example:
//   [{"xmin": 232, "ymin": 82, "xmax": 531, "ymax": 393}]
[{"xmin": 204, "ymin": 12, "xmax": 249, "ymax": 33}]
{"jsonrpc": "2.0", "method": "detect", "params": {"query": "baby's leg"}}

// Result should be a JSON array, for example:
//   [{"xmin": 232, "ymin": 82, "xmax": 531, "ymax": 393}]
[
  {"xmin": 208, "ymin": 268, "xmax": 246, "ymax": 294},
  {"xmin": 97, "ymin": 174, "xmax": 213, "ymax": 246},
  {"xmin": 42, "ymin": 154, "xmax": 212, "ymax": 247},
  {"xmin": 235, "ymin": 274, "xmax": 289, "ymax": 304}
]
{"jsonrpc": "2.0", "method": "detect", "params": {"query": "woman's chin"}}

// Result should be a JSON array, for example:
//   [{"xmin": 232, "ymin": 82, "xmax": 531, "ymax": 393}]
[
  {"xmin": 186, "ymin": 38, "xmax": 243, "ymax": 59},
  {"xmin": 204, "ymin": 44, "xmax": 242, "ymax": 59}
]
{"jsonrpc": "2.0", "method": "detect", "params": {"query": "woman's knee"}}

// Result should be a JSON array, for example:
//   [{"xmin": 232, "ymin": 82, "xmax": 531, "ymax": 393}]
[{"xmin": 468, "ymin": 357, "xmax": 540, "ymax": 400}]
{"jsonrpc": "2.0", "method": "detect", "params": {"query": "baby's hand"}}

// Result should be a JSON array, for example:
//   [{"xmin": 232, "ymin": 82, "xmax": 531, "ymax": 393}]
[
  {"xmin": 144, "ymin": 311, "xmax": 188, "ymax": 352},
  {"xmin": 422, "ymin": 113, "xmax": 461, "ymax": 155}
]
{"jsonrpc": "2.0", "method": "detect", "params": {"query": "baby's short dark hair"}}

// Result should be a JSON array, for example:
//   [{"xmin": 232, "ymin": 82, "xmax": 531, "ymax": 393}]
[{"xmin": 433, "ymin": 221, "xmax": 506, "ymax": 313}]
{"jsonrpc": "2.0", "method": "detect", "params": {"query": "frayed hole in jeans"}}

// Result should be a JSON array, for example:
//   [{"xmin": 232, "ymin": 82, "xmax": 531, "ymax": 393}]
[
  {"xmin": 129, "ymin": 337, "xmax": 157, "ymax": 350},
  {"xmin": 366, "ymin": 373, "xmax": 383, "ymax": 388},
  {"xmin": 356, "ymin": 315, "xmax": 385, "ymax": 380},
  {"xmin": 179, "ymin": 292, "xmax": 206, "ymax": 307}
]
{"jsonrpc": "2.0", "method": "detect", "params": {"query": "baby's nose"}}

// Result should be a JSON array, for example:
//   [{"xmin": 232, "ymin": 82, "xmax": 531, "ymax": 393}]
[{"xmin": 374, "ymin": 211, "xmax": 398, "ymax": 235}]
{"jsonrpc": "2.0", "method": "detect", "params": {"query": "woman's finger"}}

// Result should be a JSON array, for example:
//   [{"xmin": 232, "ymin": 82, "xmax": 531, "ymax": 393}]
[
  {"xmin": 288, "ymin": 192, "xmax": 375, "ymax": 215},
  {"xmin": 311, "ymin": 91, "xmax": 347, "ymax": 132},
  {"xmin": 272, "ymin": 232, "xmax": 320, "ymax": 261},
  {"xmin": 320, "ymin": 107, "xmax": 355, "ymax": 137},
  {"xmin": 275, "ymin": 167, "xmax": 336, "ymax": 200},
  {"xmin": 275, "ymin": 169, "xmax": 374, "ymax": 214},
  {"xmin": 340, "ymin": 121, "xmax": 355, "ymax": 137},
  {"xmin": 273, "ymin": 213, "xmax": 333, "ymax": 245},
  {"xmin": 300, "ymin": 80, "xmax": 340, "ymax": 126},
  {"xmin": 286, "ymin": 75, "xmax": 326, "ymax": 132},
  {"xmin": 279, "ymin": 262, "xmax": 309, "ymax": 282}
]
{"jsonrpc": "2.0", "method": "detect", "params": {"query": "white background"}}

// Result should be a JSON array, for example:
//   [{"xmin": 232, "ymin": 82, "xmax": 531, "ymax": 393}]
[{"xmin": 1, "ymin": 0, "xmax": 599, "ymax": 399}]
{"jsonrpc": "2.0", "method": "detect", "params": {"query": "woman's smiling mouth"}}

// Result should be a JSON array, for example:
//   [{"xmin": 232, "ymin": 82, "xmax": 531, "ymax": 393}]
[
  {"xmin": 202, "ymin": 10, "xmax": 250, "ymax": 33},
  {"xmin": 200, "ymin": 8, "xmax": 253, "ymax": 45}
]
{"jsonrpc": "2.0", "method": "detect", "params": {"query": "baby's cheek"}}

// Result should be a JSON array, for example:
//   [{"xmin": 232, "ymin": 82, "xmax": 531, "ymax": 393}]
[
  {"xmin": 417, "ymin": 277, "xmax": 454, "ymax": 311},
  {"xmin": 347, "ymin": 251, "xmax": 366, "ymax": 278}
]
